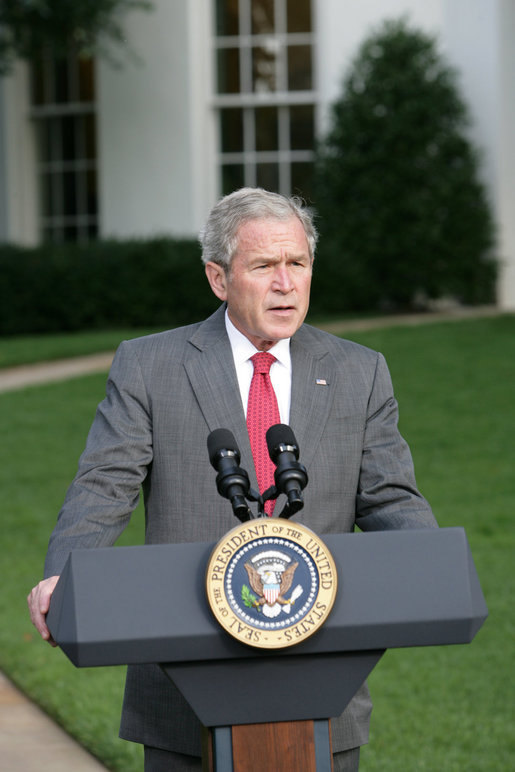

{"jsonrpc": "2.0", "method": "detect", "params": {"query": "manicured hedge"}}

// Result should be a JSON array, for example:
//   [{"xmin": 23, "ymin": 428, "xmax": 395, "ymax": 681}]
[
  {"xmin": 0, "ymin": 225, "xmax": 497, "ymax": 337},
  {"xmin": 0, "ymin": 238, "xmax": 219, "ymax": 335}
]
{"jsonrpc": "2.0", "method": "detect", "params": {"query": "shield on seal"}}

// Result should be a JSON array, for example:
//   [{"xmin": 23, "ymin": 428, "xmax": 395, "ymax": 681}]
[{"xmin": 263, "ymin": 583, "xmax": 280, "ymax": 605}]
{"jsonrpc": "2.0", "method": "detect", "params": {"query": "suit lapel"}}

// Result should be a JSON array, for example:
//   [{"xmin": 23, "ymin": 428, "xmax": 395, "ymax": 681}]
[
  {"xmin": 184, "ymin": 305, "xmax": 255, "ymax": 481},
  {"xmin": 289, "ymin": 325, "xmax": 337, "ymax": 472}
]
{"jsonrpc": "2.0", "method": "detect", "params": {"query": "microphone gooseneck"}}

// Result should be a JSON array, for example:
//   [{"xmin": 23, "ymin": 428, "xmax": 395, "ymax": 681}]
[
  {"xmin": 207, "ymin": 429, "xmax": 252, "ymax": 522},
  {"xmin": 266, "ymin": 424, "xmax": 308, "ymax": 518}
]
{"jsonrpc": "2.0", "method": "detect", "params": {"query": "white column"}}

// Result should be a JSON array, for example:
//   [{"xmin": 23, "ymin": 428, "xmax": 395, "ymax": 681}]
[
  {"xmin": 97, "ymin": 0, "xmax": 212, "ymax": 239},
  {"xmin": 496, "ymin": 0, "xmax": 515, "ymax": 309},
  {"xmin": 0, "ymin": 62, "xmax": 38, "ymax": 245}
]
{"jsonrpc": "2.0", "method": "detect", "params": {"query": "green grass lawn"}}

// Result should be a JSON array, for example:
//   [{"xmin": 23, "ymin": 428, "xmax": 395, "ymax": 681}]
[{"xmin": 1, "ymin": 316, "xmax": 514, "ymax": 770}]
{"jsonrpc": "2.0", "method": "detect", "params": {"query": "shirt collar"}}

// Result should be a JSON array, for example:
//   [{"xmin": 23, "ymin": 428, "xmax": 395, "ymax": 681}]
[{"xmin": 224, "ymin": 310, "xmax": 291, "ymax": 369}]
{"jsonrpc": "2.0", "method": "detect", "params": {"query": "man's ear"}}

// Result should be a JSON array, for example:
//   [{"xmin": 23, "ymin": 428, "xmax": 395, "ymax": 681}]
[{"xmin": 205, "ymin": 261, "xmax": 228, "ymax": 301}]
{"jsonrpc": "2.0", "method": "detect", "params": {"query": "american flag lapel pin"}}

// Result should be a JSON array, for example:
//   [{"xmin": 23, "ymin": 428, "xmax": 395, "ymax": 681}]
[{"xmin": 316, "ymin": 378, "xmax": 328, "ymax": 386}]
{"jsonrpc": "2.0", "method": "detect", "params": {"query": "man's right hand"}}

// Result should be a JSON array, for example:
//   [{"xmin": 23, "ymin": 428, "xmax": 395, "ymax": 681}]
[{"xmin": 27, "ymin": 576, "xmax": 60, "ymax": 647}]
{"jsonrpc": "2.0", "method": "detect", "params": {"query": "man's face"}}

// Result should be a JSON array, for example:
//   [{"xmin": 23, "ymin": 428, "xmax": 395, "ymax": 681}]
[{"xmin": 205, "ymin": 217, "xmax": 313, "ymax": 350}]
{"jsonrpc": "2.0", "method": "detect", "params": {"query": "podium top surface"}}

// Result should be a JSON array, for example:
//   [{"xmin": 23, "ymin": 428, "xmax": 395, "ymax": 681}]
[{"xmin": 47, "ymin": 527, "xmax": 487, "ymax": 668}]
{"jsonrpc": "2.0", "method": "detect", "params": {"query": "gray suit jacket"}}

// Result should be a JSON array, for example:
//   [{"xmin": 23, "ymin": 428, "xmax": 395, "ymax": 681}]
[{"xmin": 45, "ymin": 304, "xmax": 437, "ymax": 755}]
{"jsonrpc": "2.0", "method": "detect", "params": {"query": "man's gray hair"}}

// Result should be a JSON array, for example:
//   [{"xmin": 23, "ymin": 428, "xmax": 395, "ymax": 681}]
[{"xmin": 199, "ymin": 187, "xmax": 318, "ymax": 271}]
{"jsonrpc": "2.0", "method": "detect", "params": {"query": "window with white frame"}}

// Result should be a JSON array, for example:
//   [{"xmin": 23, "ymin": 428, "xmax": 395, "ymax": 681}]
[
  {"xmin": 30, "ymin": 52, "xmax": 98, "ymax": 243},
  {"xmin": 214, "ymin": 0, "xmax": 316, "ymax": 199}
]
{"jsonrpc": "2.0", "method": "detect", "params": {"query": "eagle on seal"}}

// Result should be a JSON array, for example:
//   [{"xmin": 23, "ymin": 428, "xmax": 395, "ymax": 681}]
[{"xmin": 244, "ymin": 560, "xmax": 299, "ymax": 608}]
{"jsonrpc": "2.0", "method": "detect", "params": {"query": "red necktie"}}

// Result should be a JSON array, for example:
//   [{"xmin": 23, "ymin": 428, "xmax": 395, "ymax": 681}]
[{"xmin": 247, "ymin": 352, "xmax": 280, "ymax": 515}]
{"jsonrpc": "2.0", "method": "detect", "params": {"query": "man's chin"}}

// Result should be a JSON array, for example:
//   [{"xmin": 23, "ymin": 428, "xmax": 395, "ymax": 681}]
[
  {"xmin": 252, "ymin": 328, "xmax": 293, "ymax": 350},
  {"xmin": 264, "ymin": 323, "xmax": 301, "ymax": 344},
  {"xmin": 246, "ymin": 314, "xmax": 307, "ymax": 349}
]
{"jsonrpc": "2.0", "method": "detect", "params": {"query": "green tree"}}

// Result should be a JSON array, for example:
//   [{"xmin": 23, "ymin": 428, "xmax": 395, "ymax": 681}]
[
  {"xmin": 312, "ymin": 18, "xmax": 497, "ymax": 314},
  {"xmin": 0, "ymin": 0, "xmax": 151, "ymax": 74}
]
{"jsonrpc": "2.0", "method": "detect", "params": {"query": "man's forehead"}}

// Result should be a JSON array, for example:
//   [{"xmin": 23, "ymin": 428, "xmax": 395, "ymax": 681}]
[{"xmin": 236, "ymin": 216, "xmax": 309, "ymax": 251}]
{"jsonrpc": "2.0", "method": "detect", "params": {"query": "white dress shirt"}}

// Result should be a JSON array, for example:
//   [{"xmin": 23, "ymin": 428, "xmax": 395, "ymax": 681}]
[{"xmin": 224, "ymin": 310, "xmax": 292, "ymax": 423}]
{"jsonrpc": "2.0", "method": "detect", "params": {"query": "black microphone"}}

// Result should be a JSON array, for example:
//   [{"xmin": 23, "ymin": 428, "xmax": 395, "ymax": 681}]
[
  {"xmin": 207, "ymin": 429, "xmax": 252, "ymax": 522},
  {"xmin": 266, "ymin": 424, "xmax": 308, "ymax": 517}
]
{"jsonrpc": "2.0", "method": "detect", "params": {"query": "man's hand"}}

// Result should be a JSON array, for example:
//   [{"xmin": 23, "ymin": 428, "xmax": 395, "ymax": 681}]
[{"xmin": 27, "ymin": 576, "xmax": 60, "ymax": 647}]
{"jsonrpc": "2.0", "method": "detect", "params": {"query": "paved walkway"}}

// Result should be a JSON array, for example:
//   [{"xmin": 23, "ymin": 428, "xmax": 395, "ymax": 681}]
[
  {"xmin": 0, "ymin": 672, "xmax": 108, "ymax": 771},
  {"xmin": 0, "ymin": 352, "xmax": 115, "ymax": 394},
  {"xmin": 0, "ymin": 303, "xmax": 503, "ymax": 768}
]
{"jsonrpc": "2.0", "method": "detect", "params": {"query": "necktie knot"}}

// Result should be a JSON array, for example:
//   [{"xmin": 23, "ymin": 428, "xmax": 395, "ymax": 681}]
[{"xmin": 251, "ymin": 352, "xmax": 276, "ymax": 375}]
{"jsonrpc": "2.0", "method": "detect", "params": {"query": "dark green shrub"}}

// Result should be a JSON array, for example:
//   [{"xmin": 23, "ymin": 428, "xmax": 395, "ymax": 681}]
[
  {"xmin": 311, "ymin": 18, "xmax": 497, "ymax": 314},
  {"xmin": 0, "ymin": 237, "xmax": 219, "ymax": 335}
]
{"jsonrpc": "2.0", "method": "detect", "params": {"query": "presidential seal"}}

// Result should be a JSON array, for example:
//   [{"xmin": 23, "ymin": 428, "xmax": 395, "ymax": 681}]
[{"xmin": 206, "ymin": 519, "xmax": 337, "ymax": 649}]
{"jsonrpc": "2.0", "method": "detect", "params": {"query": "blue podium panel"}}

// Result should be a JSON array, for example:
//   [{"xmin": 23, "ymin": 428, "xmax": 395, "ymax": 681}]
[
  {"xmin": 47, "ymin": 527, "xmax": 487, "ymax": 669},
  {"xmin": 164, "ymin": 649, "xmax": 385, "ymax": 727}
]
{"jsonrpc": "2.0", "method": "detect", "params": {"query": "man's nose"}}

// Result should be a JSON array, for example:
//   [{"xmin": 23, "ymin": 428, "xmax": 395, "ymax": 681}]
[{"xmin": 272, "ymin": 265, "xmax": 294, "ymax": 292}]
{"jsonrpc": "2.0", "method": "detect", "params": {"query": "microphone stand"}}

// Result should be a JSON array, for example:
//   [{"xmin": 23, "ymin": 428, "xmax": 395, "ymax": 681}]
[{"xmin": 258, "ymin": 486, "xmax": 304, "ymax": 519}]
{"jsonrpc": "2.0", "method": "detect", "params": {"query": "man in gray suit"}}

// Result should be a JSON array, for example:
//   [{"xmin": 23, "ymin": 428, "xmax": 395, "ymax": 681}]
[{"xmin": 28, "ymin": 188, "xmax": 437, "ymax": 771}]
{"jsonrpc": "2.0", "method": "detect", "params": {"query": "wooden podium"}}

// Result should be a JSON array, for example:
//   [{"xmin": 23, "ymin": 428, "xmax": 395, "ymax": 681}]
[{"xmin": 47, "ymin": 528, "xmax": 487, "ymax": 770}]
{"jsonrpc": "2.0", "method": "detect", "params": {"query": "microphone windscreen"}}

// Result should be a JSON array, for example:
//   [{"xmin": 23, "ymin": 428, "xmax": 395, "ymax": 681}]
[
  {"xmin": 266, "ymin": 423, "xmax": 297, "ymax": 455},
  {"xmin": 207, "ymin": 428, "xmax": 239, "ymax": 466}
]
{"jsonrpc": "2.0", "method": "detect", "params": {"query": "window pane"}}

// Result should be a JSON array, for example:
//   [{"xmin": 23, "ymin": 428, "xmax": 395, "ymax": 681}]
[
  {"xmin": 78, "ymin": 57, "xmax": 95, "ymax": 102},
  {"xmin": 54, "ymin": 57, "xmax": 69, "ymax": 103},
  {"xmin": 31, "ymin": 57, "xmax": 45, "ymax": 105},
  {"xmin": 63, "ymin": 172, "xmax": 77, "ymax": 217},
  {"xmin": 40, "ymin": 173, "xmax": 53, "ymax": 217},
  {"xmin": 287, "ymin": 0, "xmax": 311, "ymax": 33},
  {"xmin": 37, "ymin": 121, "xmax": 52, "ymax": 163},
  {"xmin": 217, "ymin": 48, "xmax": 240, "ymax": 93},
  {"xmin": 287, "ymin": 45, "xmax": 312, "ymax": 90},
  {"xmin": 251, "ymin": 0, "xmax": 274, "ymax": 34},
  {"xmin": 64, "ymin": 225, "xmax": 78, "ymax": 242},
  {"xmin": 289, "ymin": 105, "xmax": 314, "ymax": 150},
  {"xmin": 216, "ymin": 0, "xmax": 239, "ymax": 36},
  {"xmin": 291, "ymin": 161, "xmax": 314, "ymax": 200},
  {"xmin": 222, "ymin": 164, "xmax": 245, "ymax": 194},
  {"xmin": 87, "ymin": 170, "xmax": 98, "ymax": 215},
  {"xmin": 52, "ymin": 174, "xmax": 63, "ymax": 217},
  {"xmin": 84, "ymin": 114, "xmax": 97, "ymax": 160},
  {"xmin": 255, "ymin": 107, "xmax": 278, "ymax": 151},
  {"xmin": 256, "ymin": 162, "xmax": 279, "ymax": 191},
  {"xmin": 61, "ymin": 117, "xmax": 76, "ymax": 161},
  {"xmin": 220, "ymin": 108, "xmax": 244, "ymax": 152},
  {"xmin": 47, "ymin": 117, "xmax": 62, "ymax": 163},
  {"xmin": 253, "ymin": 44, "xmax": 277, "ymax": 93}
]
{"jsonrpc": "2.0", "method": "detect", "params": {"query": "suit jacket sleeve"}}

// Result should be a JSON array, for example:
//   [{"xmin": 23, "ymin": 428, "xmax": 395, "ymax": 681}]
[
  {"xmin": 354, "ymin": 351, "xmax": 437, "ymax": 531},
  {"xmin": 44, "ymin": 340, "xmax": 153, "ymax": 577}
]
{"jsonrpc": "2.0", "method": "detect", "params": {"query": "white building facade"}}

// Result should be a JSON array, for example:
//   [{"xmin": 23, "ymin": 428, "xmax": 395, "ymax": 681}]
[{"xmin": 0, "ymin": 0, "xmax": 513, "ymax": 308}]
